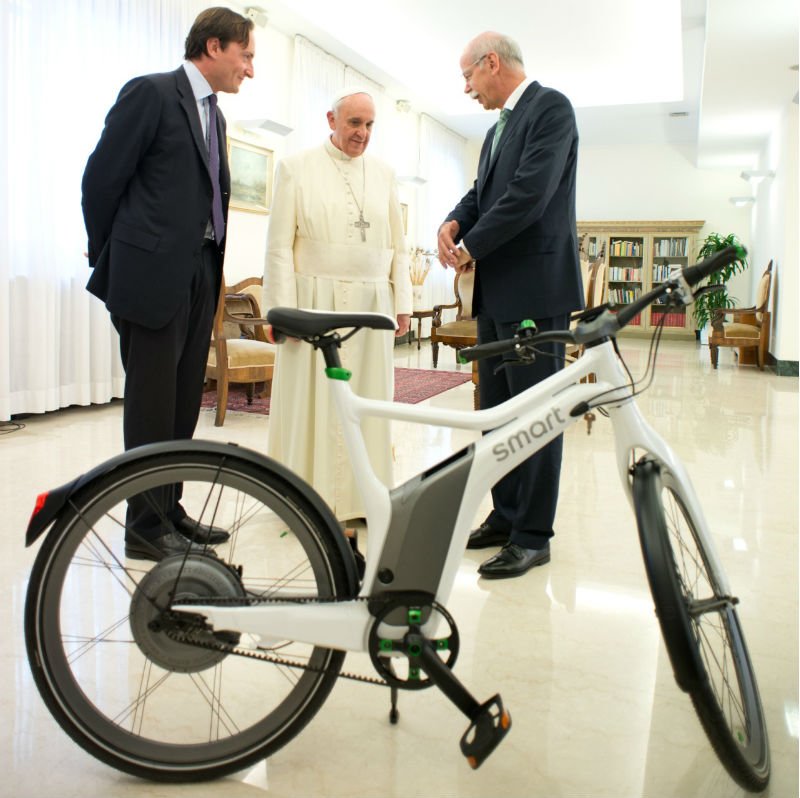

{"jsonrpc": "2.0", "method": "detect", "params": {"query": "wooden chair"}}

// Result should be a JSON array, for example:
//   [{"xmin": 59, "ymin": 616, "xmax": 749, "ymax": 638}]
[
  {"xmin": 430, "ymin": 269, "xmax": 479, "ymax": 409},
  {"xmin": 205, "ymin": 276, "xmax": 276, "ymax": 426},
  {"xmin": 709, "ymin": 260, "xmax": 773, "ymax": 370},
  {"xmin": 567, "ymin": 244, "xmax": 607, "ymax": 363}
]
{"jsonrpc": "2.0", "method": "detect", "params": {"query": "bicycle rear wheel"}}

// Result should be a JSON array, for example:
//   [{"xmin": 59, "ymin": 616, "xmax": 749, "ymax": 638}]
[
  {"xmin": 633, "ymin": 457, "xmax": 769, "ymax": 792},
  {"xmin": 25, "ymin": 446, "xmax": 352, "ymax": 782}
]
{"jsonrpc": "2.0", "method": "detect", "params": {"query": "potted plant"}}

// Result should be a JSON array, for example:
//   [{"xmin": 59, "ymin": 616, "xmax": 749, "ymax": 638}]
[{"xmin": 692, "ymin": 232, "xmax": 749, "ymax": 337}]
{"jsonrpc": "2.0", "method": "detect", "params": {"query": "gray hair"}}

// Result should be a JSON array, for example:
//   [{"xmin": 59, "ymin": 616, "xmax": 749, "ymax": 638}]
[
  {"xmin": 472, "ymin": 34, "xmax": 524, "ymax": 68},
  {"xmin": 330, "ymin": 89, "xmax": 374, "ymax": 115}
]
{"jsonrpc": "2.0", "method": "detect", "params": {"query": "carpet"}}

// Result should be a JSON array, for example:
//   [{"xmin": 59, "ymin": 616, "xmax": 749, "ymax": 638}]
[{"xmin": 201, "ymin": 367, "xmax": 471, "ymax": 416}]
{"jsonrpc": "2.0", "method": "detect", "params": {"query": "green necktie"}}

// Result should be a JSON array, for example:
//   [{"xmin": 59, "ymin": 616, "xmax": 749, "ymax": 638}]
[{"xmin": 490, "ymin": 108, "xmax": 511, "ymax": 157}]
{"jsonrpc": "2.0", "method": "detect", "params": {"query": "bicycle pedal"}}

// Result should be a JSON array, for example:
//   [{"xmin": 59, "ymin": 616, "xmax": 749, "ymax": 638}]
[{"xmin": 459, "ymin": 694, "xmax": 511, "ymax": 769}]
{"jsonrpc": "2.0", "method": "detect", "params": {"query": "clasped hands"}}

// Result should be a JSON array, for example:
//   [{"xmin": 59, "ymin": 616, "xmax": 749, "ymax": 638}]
[{"xmin": 437, "ymin": 221, "xmax": 474, "ymax": 274}]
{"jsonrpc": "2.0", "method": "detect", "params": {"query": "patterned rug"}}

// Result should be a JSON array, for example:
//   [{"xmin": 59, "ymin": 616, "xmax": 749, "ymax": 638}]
[{"xmin": 201, "ymin": 367, "xmax": 471, "ymax": 416}]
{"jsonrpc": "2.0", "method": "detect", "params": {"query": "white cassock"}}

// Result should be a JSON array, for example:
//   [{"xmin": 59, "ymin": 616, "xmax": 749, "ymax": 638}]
[{"xmin": 264, "ymin": 138, "xmax": 412, "ymax": 521}]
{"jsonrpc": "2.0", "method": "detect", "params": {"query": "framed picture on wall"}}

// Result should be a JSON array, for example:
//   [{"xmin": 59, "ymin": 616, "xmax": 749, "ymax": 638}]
[{"xmin": 227, "ymin": 137, "xmax": 273, "ymax": 214}]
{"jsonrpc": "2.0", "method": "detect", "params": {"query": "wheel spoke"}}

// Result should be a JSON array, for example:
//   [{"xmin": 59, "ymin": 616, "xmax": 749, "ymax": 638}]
[
  {"xmin": 29, "ymin": 451, "xmax": 345, "ymax": 778},
  {"xmin": 642, "ymin": 474, "xmax": 769, "ymax": 788}
]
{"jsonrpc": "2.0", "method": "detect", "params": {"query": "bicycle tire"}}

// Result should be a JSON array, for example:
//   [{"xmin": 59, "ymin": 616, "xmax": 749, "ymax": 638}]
[
  {"xmin": 25, "ymin": 446, "xmax": 352, "ymax": 782},
  {"xmin": 633, "ymin": 457, "xmax": 769, "ymax": 792}
]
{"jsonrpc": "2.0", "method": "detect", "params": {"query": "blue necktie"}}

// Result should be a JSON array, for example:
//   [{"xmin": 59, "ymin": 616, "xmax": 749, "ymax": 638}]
[
  {"xmin": 207, "ymin": 94, "xmax": 225, "ymax": 244},
  {"xmin": 490, "ymin": 108, "xmax": 511, "ymax": 158}
]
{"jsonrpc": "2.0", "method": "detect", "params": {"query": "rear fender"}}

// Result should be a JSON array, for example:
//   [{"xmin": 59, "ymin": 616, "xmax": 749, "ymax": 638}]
[{"xmin": 24, "ymin": 440, "xmax": 360, "ymax": 596}]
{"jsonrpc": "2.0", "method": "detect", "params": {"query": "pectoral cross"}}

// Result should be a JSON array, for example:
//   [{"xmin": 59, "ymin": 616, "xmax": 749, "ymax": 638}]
[{"xmin": 354, "ymin": 212, "xmax": 370, "ymax": 242}]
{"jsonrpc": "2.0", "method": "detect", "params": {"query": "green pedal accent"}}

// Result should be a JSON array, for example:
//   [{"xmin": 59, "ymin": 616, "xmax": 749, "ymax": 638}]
[
  {"xmin": 519, "ymin": 319, "xmax": 536, "ymax": 329},
  {"xmin": 436, "ymin": 639, "xmax": 449, "ymax": 651},
  {"xmin": 457, "ymin": 353, "xmax": 468, "ymax": 364},
  {"xmin": 409, "ymin": 667, "xmax": 420, "ymax": 680},
  {"xmin": 408, "ymin": 608, "xmax": 422, "ymax": 624},
  {"xmin": 379, "ymin": 639, "xmax": 393, "ymax": 652},
  {"xmin": 325, "ymin": 367, "xmax": 352, "ymax": 381}
]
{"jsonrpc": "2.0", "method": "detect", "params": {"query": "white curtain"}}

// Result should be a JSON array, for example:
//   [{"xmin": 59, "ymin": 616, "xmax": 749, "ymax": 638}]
[
  {"xmin": 415, "ymin": 114, "xmax": 470, "ymax": 334},
  {"xmin": 0, "ymin": 0, "xmax": 193, "ymax": 421},
  {"xmin": 288, "ymin": 36, "xmax": 346, "ymax": 154},
  {"xmin": 343, "ymin": 65, "xmax": 392, "ymax": 162}
]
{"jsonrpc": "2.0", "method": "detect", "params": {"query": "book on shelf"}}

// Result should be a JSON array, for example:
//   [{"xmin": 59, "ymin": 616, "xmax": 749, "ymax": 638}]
[
  {"xmin": 653, "ymin": 238, "xmax": 688, "ymax": 257},
  {"xmin": 650, "ymin": 308, "xmax": 687, "ymax": 328},
  {"xmin": 608, "ymin": 287, "xmax": 642, "ymax": 304},
  {"xmin": 610, "ymin": 238, "xmax": 642, "ymax": 257},
  {"xmin": 651, "ymin": 262, "xmax": 685, "ymax": 282},
  {"xmin": 609, "ymin": 266, "xmax": 642, "ymax": 281}
]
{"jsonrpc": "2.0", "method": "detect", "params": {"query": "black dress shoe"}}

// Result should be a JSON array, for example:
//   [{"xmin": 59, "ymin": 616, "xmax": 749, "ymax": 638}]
[
  {"xmin": 467, "ymin": 522, "xmax": 509, "ymax": 550},
  {"xmin": 175, "ymin": 516, "xmax": 230, "ymax": 545},
  {"xmin": 125, "ymin": 530, "xmax": 211, "ymax": 562},
  {"xmin": 477, "ymin": 542, "xmax": 551, "ymax": 579}
]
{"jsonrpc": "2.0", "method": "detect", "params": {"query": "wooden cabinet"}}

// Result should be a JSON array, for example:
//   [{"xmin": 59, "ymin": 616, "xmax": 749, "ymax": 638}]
[{"xmin": 578, "ymin": 220, "xmax": 704, "ymax": 337}]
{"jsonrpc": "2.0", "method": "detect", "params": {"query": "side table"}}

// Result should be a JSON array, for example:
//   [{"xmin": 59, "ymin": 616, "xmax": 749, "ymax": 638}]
[{"xmin": 409, "ymin": 308, "xmax": 435, "ymax": 350}]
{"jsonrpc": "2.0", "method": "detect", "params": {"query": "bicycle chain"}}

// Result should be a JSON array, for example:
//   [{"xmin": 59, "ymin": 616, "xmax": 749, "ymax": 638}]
[{"xmin": 166, "ymin": 593, "xmax": 393, "ymax": 687}]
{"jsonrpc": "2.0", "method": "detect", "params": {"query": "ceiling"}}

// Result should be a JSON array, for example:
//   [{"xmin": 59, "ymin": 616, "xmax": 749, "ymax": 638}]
[{"xmin": 257, "ymin": 0, "xmax": 798, "ymax": 169}]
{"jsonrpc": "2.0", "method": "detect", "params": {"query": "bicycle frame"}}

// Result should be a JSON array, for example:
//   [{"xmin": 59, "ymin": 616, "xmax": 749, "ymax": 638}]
[{"xmin": 189, "ymin": 335, "xmax": 729, "ymax": 652}]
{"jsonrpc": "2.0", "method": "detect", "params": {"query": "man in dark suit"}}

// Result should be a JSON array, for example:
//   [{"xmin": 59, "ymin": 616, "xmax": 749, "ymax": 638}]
[
  {"xmin": 438, "ymin": 31, "xmax": 583, "ymax": 579},
  {"xmin": 82, "ymin": 7, "xmax": 255, "ymax": 560}
]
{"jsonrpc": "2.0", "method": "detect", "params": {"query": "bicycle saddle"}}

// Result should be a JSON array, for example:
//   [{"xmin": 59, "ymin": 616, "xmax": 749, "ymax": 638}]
[{"xmin": 267, "ymin": 307, "xmax": 397, "ymax": 338}]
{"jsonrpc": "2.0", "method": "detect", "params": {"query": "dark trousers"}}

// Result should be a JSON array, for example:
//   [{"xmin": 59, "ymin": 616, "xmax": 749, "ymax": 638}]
[
  {"xmin": 477, "ymin": 313, "xmax": 569, "ymax": 550},
  {"xmin": 113, "ymin": 241, "xmax": 219, "ymax": 538}
]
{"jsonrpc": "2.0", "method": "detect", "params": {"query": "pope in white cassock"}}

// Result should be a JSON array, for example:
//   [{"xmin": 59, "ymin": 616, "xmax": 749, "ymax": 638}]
[{"xmin": 264, "ymin": 90, "xmax": 412, "ymax": 523}]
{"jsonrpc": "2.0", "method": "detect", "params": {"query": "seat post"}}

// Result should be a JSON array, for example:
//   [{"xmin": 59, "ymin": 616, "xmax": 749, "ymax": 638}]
[{"xmin": 316, "ymin": 336, "xmax": 344, "ymax": 370}]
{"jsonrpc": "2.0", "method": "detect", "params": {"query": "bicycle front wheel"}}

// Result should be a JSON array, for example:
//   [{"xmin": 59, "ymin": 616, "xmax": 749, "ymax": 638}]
[
  {"xmin": 633, "ymin": 457, "xmax": 769, "ymax": 792},
  {"xmin": 25, "ymin": 446, "xmax": 352, "ymax": 782}
]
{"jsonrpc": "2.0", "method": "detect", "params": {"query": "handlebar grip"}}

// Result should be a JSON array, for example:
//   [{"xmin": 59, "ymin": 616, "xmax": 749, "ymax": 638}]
[
  {"xmin": 683, "ymin": 245, "xmax": 743, "ymax": 287},
  {"xmin": 459, "ymin": 338, "xmax": 516, "ymax": 362}
]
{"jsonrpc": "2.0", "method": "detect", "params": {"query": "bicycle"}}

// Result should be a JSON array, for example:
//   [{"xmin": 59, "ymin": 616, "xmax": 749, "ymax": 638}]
[{"xmin": 24, "ymin": 246, "xmax": 769, "ymax": 790}]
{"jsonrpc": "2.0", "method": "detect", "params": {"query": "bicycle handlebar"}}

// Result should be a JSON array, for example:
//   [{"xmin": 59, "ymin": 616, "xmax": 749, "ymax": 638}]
[
  {"xmin": 682, "ymin": 245, "xmax": 740, "ymax": 286},
  {"xmin": 460, "ymin": 245, "xmax": 744, "ymax": 364}
]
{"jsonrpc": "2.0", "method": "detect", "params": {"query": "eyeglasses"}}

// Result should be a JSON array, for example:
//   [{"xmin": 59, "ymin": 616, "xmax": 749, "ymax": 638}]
[{"xmin": 462, "ymin": 54, "xmax": 487, "ymax": 82}]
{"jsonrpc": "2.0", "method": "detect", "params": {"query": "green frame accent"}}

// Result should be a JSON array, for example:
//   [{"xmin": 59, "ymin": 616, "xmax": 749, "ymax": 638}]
[{"xmin": 325, "ymin": 367, "xmax": 352, "ymax": 381}]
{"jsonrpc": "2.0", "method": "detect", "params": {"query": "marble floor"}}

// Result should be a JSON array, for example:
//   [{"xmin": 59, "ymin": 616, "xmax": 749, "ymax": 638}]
[{"xmin": 1, "ymin": 337, "xmax": 797, "ymax": 798}]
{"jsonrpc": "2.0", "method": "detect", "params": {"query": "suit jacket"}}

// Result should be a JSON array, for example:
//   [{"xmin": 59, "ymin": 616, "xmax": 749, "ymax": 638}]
[
  {"xmin": 446, "ymin": 81, "xmax": 582, "ymax": 322},
  {"xmin": 82, "ymin": 66, "xmax": 230, "ymax": 329}
]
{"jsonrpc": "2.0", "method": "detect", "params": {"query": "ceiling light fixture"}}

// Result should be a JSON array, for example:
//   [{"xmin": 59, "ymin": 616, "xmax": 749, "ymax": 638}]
[
  {"xmin": 729, "ymin": 196, "xmax": 755, "ymax": 207},
  {"xmin": 245, "ymin": 6, "xmax": 268, "ymax": 27},
  {"xmin": 239, "ymin": 118, "xmax": 293, "ymax": 137},
  {"xmin": 740, "ymin": 169, "xmax": 775, "ymax": 185}
]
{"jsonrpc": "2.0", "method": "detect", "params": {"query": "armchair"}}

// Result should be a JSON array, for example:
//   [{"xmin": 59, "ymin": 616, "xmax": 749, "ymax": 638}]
[
  {"xmin": 430, "ymin": 269, "xmax": 479, "ymax": 409},
  {"xmin": 205, "ymin": 276, "xmax": 276, "ymax": 426},
  {"xmin": 708, "ymin": 260, "xmax": 773, "ymax": 370},
  {"xmin": 567, "ymin": 244, "xmax": 607, "ymax": 364}
]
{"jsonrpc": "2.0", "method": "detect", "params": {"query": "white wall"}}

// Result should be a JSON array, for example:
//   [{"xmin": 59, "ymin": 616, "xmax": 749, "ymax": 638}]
[
  {"xmin": 576, "ymin": 142, "xmax": 760, "ymax": 315},
  {"xmin": 750, "ymin": 101, "xmax": 798, "ymax": 363},
  {"xmin": 217, "ymin": 24, "xmax": 293, "ymax": 287},
  {"xmin": 575, "ymin": 124, "xmax": 798, "ymax": 365}
]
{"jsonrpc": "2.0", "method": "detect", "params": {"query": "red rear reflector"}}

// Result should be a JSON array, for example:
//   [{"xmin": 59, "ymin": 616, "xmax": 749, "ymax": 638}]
[{"xmin": 29, "ymin": 492, "xmax": 49, "ymax": 524}]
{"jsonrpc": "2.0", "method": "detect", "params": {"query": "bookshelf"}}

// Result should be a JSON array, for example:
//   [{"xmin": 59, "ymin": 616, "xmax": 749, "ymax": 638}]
[{"xmin": 577, "ymin": 220, "xmax": 705, "ymax": 337}]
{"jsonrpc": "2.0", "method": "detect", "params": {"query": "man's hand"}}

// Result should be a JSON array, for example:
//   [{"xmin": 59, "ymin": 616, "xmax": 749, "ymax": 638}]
[
  {"xmin": 437, "ymin": 220, "xmax": 460, "ymax": 268},
  {"xmin": 454, "ymin": 247, "xmax": 474, "ymax": 273},
  {"xmin": 395, "ymin": 313, "xmax": 411, "ymax": 337}
]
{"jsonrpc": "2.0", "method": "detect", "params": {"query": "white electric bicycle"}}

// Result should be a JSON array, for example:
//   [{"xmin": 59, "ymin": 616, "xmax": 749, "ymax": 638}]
[{"xmin": 24, "ymin": 246, "xmax": 769, "ymax": 790}]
